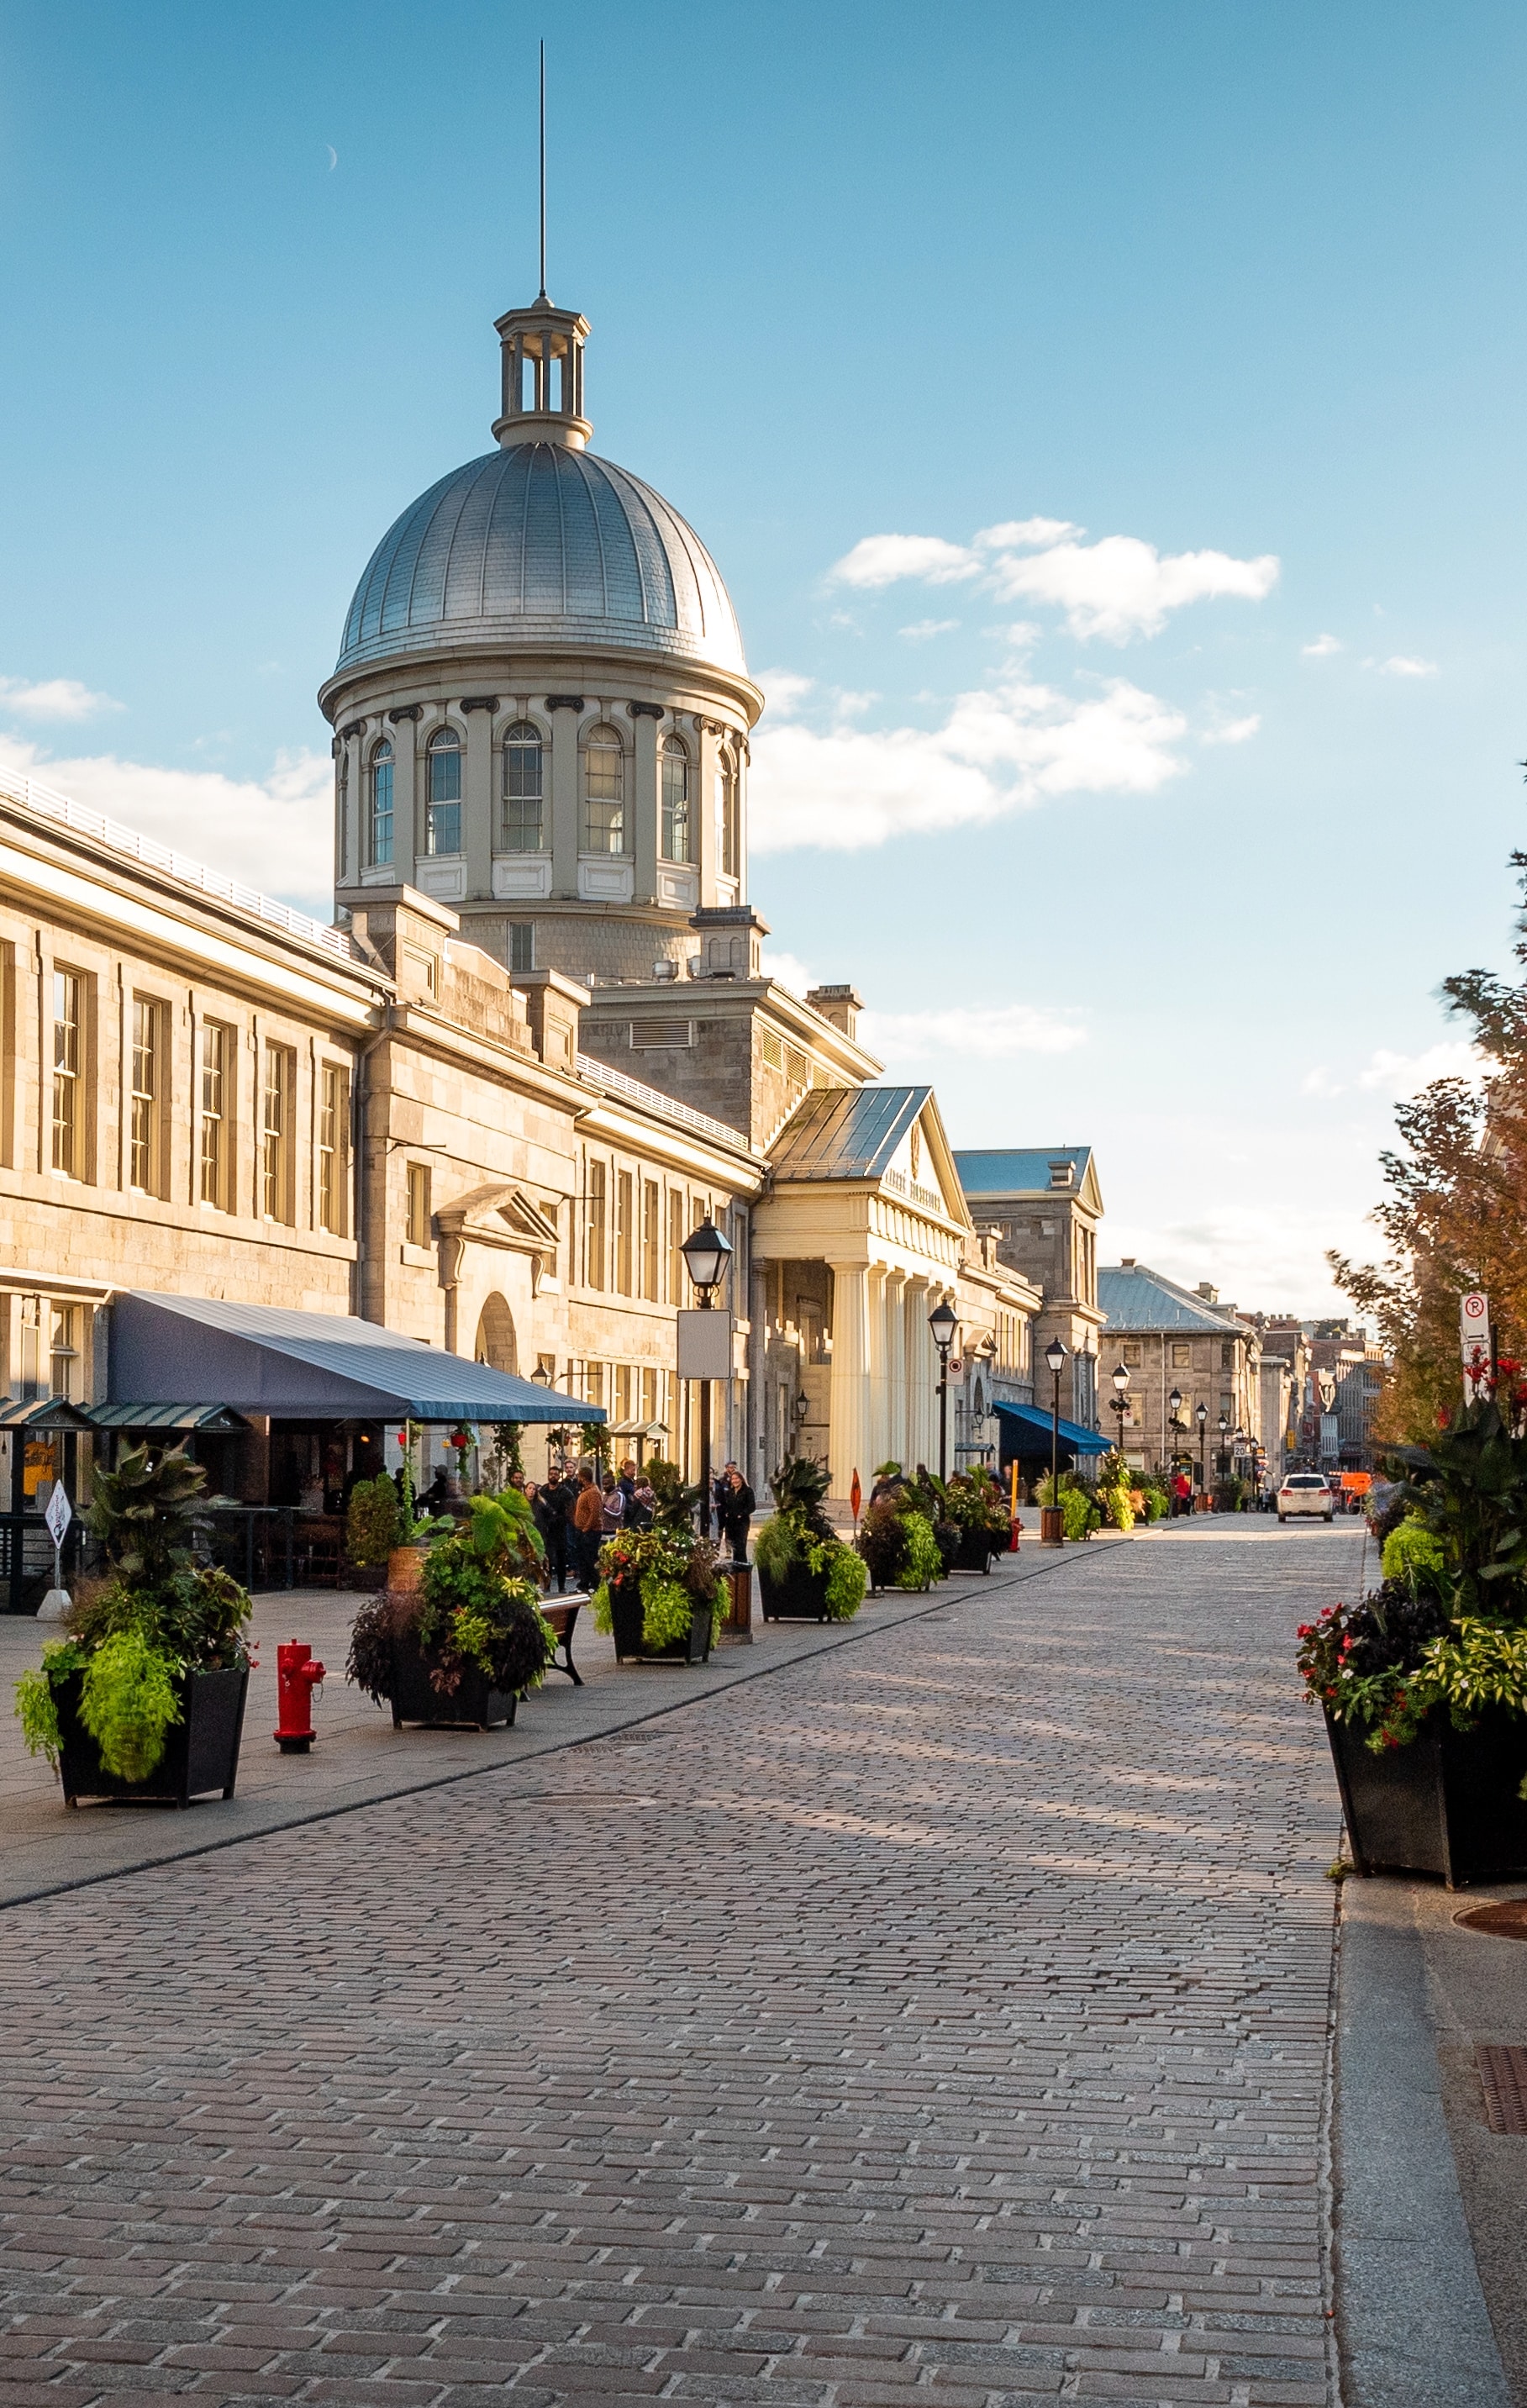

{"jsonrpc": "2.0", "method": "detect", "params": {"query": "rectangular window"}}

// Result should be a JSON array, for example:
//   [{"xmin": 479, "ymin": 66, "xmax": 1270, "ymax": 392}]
[
  {"xmin": 502, "ymin": 728, "xmax": 545, "ymax": 851},
  {"xmin": 582, "ymin": 1361, "xmax": 604, "ymax": 1409},
  {"xmin": 406, "ymin": 1162, "xmax": 431, "ymax": 1250},
  {"xmin": 582, "ymin": 734, "xmax": 627, "ymax": 855},
  {"xmin": 667, "ymin": 1189, "xmax": 686, "ymax": 1302},
  {"xmin": 261, "ymin": 1043, "xmax": 293, "ymax": 1223},
  {"xmin": 641, "ymin": 1178, "xmax": 660, "ymax": 1300},
  {"xmin": 1172, "ymin": 1341, "xmax": 1192, "ymax": 1369},
  {"xmin": 640, "ymin": 1365, "xmax": 656, "ymax": 1425},
  {"xmin": 508, "ymin": 922, "xmax": 535, "ymax": 974},
  {"xmin": 1122, "ymin": 1341, "xmax": 1143, "ymax": 1367},
  {"xmin": 614, "ymin": 1363, "xmax": 634, "ymax": 1424},
  {"xmin": 129, "ymin": 996, "xmax": 164, "ymax": 1196},
  {"xmin": 661, "ymin": 742, "xmax": 690, "ymax": 862},
  {"xmin": 319, "ymin": 1063, "xmax": 350, "ymax": 1236},
  {"xmin": 51, "ymin": 970, "xmax": 82, "ymax": 1178},
  {"xmin": 425, "ymin": 737, "xmax": 462, "ymax": 856},
  {"xmin": 49, "ymin": 1304, "xmax": 80, "ymax": 1401},
  {"xmin": 1220, "ymin": 1341, "xmax": 1234, "ymax": 1369},
  {"xmin": 368, "ymin": 747, "xmax": 394, "ymax": 867},
  {"xmin": 198, "ymin": 1020, "xmax": 232, "ymax": 1213},
  {"xmin": 585, "ymin": 1159, "xmax": 607, "ymax": 1290},
  {"xmin": 615, "ymin": 1169, "xmax": 634, "ymax": 1295}
]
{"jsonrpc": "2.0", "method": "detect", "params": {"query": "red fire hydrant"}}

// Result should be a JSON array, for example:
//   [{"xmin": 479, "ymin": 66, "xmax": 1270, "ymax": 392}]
[{"xmin": 274, "ymin": 1641, "xmax": 325, "ymax": 1753}]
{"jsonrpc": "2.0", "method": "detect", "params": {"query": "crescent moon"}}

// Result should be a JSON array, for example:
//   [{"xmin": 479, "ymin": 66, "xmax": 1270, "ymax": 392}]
[{"xmin": 325, "ymin": 145, "xmax": 338, "ymax": 170}]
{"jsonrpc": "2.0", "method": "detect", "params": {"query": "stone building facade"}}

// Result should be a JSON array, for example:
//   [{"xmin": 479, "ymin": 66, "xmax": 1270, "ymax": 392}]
[
  {"xmin": 951, "ymin": 1148, "xmax": 1104, "ymax": 1429},
  {"xmin": 0, "ymin": 277, "xmax": 1048, "ymax": 1519},
  {"xmin": 1095, "ymin": 1261, "xmax": 1263, "ymax": 1482}
]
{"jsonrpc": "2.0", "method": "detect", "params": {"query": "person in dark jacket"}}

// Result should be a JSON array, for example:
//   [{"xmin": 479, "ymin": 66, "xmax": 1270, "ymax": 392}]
[
  {"xmin": 721, "ymin": 1465, "xmax": 756, "ymax": 1563},
  {"xmin": 532, "ymin": 1475, "xmax": 571, "ymax": 1593}
]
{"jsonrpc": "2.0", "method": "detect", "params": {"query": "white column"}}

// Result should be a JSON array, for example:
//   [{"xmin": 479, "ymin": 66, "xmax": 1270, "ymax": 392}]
[
  {"xmin": 883, "ymin": 1268, "xmax": 907, "ymax": 1471},
  {"xmin": 903, "ymin": 1277, "xmax": 930, "ymax": 1473},
  {"xmin": 828, "ymin": 1261, "xmax": 871, "ymax": 1505}
]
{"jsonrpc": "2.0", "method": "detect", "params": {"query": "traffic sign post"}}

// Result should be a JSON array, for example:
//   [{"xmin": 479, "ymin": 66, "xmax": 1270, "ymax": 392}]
[{"xmin": 39, "ymin": 1483, "xmax": 72, "ymax": 1622}]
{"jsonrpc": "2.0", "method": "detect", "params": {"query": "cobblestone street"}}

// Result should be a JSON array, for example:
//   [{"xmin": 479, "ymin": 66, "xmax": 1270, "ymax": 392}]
[{"xmin": 0, "ymin": 1529, "xmax": 1361, "ymax": 2406}]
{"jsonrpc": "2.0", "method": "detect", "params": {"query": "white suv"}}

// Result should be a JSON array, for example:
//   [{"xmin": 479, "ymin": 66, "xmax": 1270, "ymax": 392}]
[{"xmin": 1278, "ymin": 1473, "xmax": 1334, "ymax": 1524}]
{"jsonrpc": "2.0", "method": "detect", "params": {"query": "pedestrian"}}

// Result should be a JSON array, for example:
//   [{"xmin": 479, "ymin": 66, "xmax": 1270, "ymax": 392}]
[
  {"xmin": 600, "ymin": 1469, "xmax": 625, "ymax": 1539},
  {"xmin": 722, "ymin": 1464, "xmax": 756, "ymax": 1563},
  {"xmin": 629, "ymin": 1473, "xmax": 656, "ymax": 1530},
  {"xmin": 619, "ymin": 1456, "xmax": 639, "ymax": 1515},
  {"xmin": 1172, "ymin": 1468, "xmax": 1192, "ymax": 1519},
  {"xmin": 532, "ymin": 1473, "xmax": 571, "ymax": 1593},
  {"xmin": 571, "ymin": 1467, "xmax": 603, "ymax": 1590}
]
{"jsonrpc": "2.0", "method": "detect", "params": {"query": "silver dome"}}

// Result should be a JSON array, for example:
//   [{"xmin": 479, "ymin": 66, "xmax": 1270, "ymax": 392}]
[{"xmin": 334, "ymin": 442, "xmax": 747, "ymax": 681}]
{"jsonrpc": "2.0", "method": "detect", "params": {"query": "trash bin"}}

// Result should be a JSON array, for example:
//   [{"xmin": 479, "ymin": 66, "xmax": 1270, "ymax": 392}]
[{"xmin": 722, "ymin": 1559, "xmax": 753, "ymax": 1641}]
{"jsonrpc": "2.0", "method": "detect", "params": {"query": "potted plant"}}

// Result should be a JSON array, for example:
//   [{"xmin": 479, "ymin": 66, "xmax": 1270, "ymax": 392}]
[
  {"xmin": 592, "ymin": 1461, "xmax": 724, "ymax": 1663},
  {"xmin": 16, "ymin": 1442, "xmax": 253, "ymax": 1808},
  {"xmin": 941, "ymin": 1468, "xmax": 1013, "ymax": 1569},
  {"xmin": 348, "ymin": 1490, "xmax": 554, "ymax": 1729},
  {"xmin": 385, "ymin": 1422, "xmax": 455, "ymax": 1591},
  {"xmin": 856, "ymin": 1492, "xmax": 944, "ymax": 1593},
  {"xmin": 344, "ymin": 1473, "xmax": 399, "ymax": 1589},
  {"xmin": 755, "ymin": 1457, "xmax": 869, "ymax": 1620},
  {"xmin": 1297, "ymin": 1399, "xmax": 1527, "ymax": 1884}
]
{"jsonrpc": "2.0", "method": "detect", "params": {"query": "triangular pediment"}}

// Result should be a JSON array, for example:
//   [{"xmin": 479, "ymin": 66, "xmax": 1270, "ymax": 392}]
[{"xmin": 435, "ymin": 1182, "xmax": 561, "ymax": 1254}]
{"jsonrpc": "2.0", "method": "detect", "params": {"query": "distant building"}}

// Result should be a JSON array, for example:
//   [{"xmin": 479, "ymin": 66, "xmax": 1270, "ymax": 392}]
[
  {"xmin": 952, "ymin": 1149, "xmax": 1105, "ymax": 1429},
  {"xmin": 1255, "ymin": 1321, "xmax": 1309, "ymax": 1483},
  {"xmin": 1096, "ymin": 1262, "xmax": 1262, "ymax": 1483}
]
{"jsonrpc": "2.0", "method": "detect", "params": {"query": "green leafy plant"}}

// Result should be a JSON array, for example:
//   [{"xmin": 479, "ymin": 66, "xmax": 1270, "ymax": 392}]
[
  {"xmin": 760, "ymin": 1454, "xmax": 864, "ymax": 1620},
  {"xmin": 898, "ymin": 1510, "xmax": 943, "ymax": 1590},
  {"xmin": 824, "ymin": 1547, "xmax": 868, "ymax": 1619},
  {"xmin": 591, "ymin": 1519, "xmax": 723, "ymax": 1649},
  {"xmin": 76, "ymin": 1630, "xmax": 183, "ymax": 1780},
  {"xmin": 87, "ymin": 1442, "xmax": 206, "ymax": 1586},
  {"xmin": 1381, "ymin": 1515, "xmax": 1448, "ymax": 1589},
  {"xmin": 393, "ymin": 1423, "xmax": 456, "ymax": 1546},
  {"xmin": 345, "ymin": 1474, "xmax": 401, "ymax": 1568}
]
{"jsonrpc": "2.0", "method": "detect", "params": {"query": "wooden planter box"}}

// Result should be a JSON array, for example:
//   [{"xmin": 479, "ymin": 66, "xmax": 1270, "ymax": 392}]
[
  {"xmin": 388, "ymin": 1634, "xmax": 516, "ymax": 1731},
  {"xmin": 57, "ymin": 1665, "xmax": 249, "ymax": 1809},
  {"xmin": 608, "ymin": 1580, "xmax": 713, "ymax": 1665},
  {"xmin": 757, "ymin": 1563, "xmax": 835, "ymax": 1621},
  {"xmin": 1325, "ymin": 1705, "xmax": 1527, "ymax": 1887}
]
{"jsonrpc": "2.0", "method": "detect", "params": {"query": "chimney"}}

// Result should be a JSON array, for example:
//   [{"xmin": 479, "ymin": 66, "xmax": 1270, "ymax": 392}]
[
  {"xmin": 1197, "ymin": 1282, "xmax": 1219, "ymax": 1304},
  {"xmin": 804, "ymin": 983, "xmax": 862, "ymax": 1039},
  {"xmin": 1120, "ymin": 1257, "xmax": 1136, "ymax": 1268}
]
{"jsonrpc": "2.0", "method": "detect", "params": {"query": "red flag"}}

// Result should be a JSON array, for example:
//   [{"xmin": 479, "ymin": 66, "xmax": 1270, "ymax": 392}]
[{"xmin": 850, "ymin": 1469, "xmax": 862, "ymax": 1526}]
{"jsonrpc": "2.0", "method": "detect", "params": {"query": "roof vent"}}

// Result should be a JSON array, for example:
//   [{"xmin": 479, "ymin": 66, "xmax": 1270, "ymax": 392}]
[{"xmin": 1048, "ymin": 1160, "xmax": 1075, "ymax": 1189}]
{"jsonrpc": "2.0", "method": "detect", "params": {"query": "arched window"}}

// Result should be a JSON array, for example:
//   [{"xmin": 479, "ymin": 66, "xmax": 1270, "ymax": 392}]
[
  {"xmin": 367, "ymin": 740, "xmax": 394, "ymax": 867},
  {"xmin": 582, "ymin": 725, "xmax": 627, "ymax": 855},
  {"xmin": 714, "ymin": 746, "xmax": 739, "ymax": 878},
  {"xmin": 501, "ymin": 721, "xmax": 544, "ymax": 852},
  {"xmin": 661, "ymin": 735, "xmax": 690, "ymax": 863},
  {"xmin": 424, "ymin": 726, "xmax": 462, "ymax": 856}
]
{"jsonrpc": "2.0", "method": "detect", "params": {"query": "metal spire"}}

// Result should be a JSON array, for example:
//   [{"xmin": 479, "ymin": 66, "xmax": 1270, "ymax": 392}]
[{"xmin": 538, "ymin": 40, "xmax": 548, "ymax": 303}]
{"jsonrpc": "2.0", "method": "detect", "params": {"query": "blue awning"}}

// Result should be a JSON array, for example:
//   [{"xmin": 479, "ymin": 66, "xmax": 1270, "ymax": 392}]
[
  {"xmin": 108, "ymin": 1293, "xmax": 603, "ymax": 1425},
  {"xmin": 992, "ymin": 1400, "xmax": 1111, "ymax": 1456}
]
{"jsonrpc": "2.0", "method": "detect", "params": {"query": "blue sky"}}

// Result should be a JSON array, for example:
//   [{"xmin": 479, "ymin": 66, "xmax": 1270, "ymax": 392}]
[{"xmin": 2, "ymin": 0, "xmax": 1525, "ymax": 1311}]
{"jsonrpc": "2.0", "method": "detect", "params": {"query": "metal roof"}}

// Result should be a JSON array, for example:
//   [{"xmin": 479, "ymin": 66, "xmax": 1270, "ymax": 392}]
[
  {"xmin": 335, "ymin": 443, "xmax": 747, "ymax": 681},
  {"xmin": 109, "ymin": 1294, "xmax": 603, "ymax": 1425},
  {"xmin": 0, "ymin": 1397, "xmax": 96, "ymax": 1431},
  {"xmin": 768, "ymin": 1085, "xmax": 933, "ymax": 1182},
  {"xmin": 1098, "ymin": 1264, "xmax": 1246, "ymax": 1335},
  {"xmin": 85, "ymin": 1403, "xmax": 250, "ymax": 1433},
  {"xmin": 952, "ymin": 1146, "xmax": 1093, "ymax": 1194}
]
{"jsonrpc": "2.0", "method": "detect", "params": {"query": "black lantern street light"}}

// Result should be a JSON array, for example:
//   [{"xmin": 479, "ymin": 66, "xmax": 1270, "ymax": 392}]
[
  {"xmin": 1045, "ymin": 1336, "xmax": 1067, "ymax": 1534},
  {"xmin": 1195, "ymin": 1399, "xmax": 1208, "ymax": 1498},
  {"xmin": 1167, "ymin": 1384, "xmax": 1185, "ymax": 1486},
  {"xmin": 1218, "ymin": 1409, "xmax": 1231, "ymax": 1482},
  {"xmin": 928, "ymin": 1297, "xmax": 958, "ymax": 1483},
  {"xmin": 680, "ymin": 1213, "xmax": 734, "ymax": 1538},
  {"xmin": 1109, "ymin": 1362, "xmax": 1129, "ymax": 1438}
]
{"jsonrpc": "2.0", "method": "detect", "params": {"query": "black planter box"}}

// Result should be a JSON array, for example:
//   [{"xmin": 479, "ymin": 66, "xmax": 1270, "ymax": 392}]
[
  {"xmin": 950, "ymin": 1530, "xmax": 994, "ymax": 1573},
  {"xmin": 57, "ymin": 1665, "xmax": 249, "ymax": 1808},
  {"xmin": 1325, "ymin": 1705, "xmax": 1527, "ymax": 1887},
  {"xmin": 388, "ymin": 1636, "xmax": 516, "ymax": 1730},
  {"xmin": 608, "ymin": 1580, "xmax": 713, "ymax": 1664},
  {"xmin": 757, "ymin": 1564, "xmax": 834, "ymax": 1621}
]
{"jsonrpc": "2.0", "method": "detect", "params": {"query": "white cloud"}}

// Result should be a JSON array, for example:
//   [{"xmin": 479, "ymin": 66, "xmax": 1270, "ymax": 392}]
[
  {"xmin": 1302, "ymin": 1041, "xmax": 1483, "ymax": 1102},
  {"xmin": 757, "ymin": 669, "xmax": 815, "ymax": 719},
  {"xmin": 1302, "ymin": 633, "xmax": 1343, "ymax": 657},
  {"xmin": 975, "ymin": 517, "xmax": 1079, "ymax": 551},
  {"xmin": 750, "ymin": 674, "xmax": 1187, "ymax": 853},
  {"xmin": 990, "ymin": 535, "xmax": 1280, "ymax": 643},
  {"xmin": 861, "ymin": 1002, "xmax": 1086, "ymax": 1060},
  {"xmin": 898, "ymin": 619, "xmax": 960, "ymax": 641},
  {"xmin": 0, "ymin": 675, "xmax": 120, "ymax": 721},
  {"xmin": 760, "ymin": 950, "xmax": 816, "ymax": 999},
  {"xmin": 829, "ymin": 519, "xmax": 1279, "ymax": 645},
  {"xmin": 829, "ymin": 534, "xmax": 980, "ymax": 589},
  {"xmin": 1372, "ymin": 654, "xmax": 1438, "ymax": 679},
  {"xmin": 0, "ymin": 738, "xmax": 334, "ymax": 910},
  {"xmin": 1201, "ymin": 713, "xmax": 1261, "ymax": 746}
]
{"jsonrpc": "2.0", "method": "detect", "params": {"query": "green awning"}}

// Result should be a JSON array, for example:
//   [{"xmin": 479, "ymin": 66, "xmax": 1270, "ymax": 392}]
[{"xmin": 85, "ymin": 1403, "xmax": 250, "ymax": 1433}]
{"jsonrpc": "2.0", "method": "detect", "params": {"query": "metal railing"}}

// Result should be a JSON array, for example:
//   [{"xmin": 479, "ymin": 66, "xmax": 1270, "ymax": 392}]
[
  {"xmin": 577, "ymin": 1053, "xmax": 750, "ymax": 1151},
  {"xmin": 0, "ymin": 762, "xmax": 355, "ymax": 963}
]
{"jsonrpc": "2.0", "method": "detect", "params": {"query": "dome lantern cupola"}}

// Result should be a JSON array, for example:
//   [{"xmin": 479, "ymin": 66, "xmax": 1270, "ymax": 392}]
[{"xmin": 492, "ymin": 295, "xmax": 592, "ymax": 451}]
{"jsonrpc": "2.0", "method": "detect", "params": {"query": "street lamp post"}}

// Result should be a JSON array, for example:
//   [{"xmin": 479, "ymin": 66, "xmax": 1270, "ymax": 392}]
[
  {"xmin": 680, "ymin": 1213, "xmax": 733, "ymax": 1539},
  {"xmin": 1109, "ymin": 1362, "xmax": 1129, "ymax": 1453},
  {"xmin": 928, "ymin": 1298, "xmax": 958, "ymax": 1483},
  {"xmin": 1167, "ymin": 1384, "xmax": 1184, "ymax": 1504},
  {"xmin": 1195, "ymin": 1400, "xmax": 1208, "ymax": 1501},
  {"xmin": 1042, "ymin": 1337, "xmax": 1067, "ymax": 1544}
]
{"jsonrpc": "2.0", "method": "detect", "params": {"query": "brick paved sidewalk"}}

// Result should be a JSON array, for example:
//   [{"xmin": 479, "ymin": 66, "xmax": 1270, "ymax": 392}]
[{"xmin": 0, "ymin": 1527, "xmax": 1361, "ymax": 2406}]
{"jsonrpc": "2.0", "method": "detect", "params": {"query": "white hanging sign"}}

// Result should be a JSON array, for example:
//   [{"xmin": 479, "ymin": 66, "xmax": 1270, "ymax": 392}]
[{"xmin": 44, "ymin": 1485, "xmax": 72, "ymax": 1546}]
